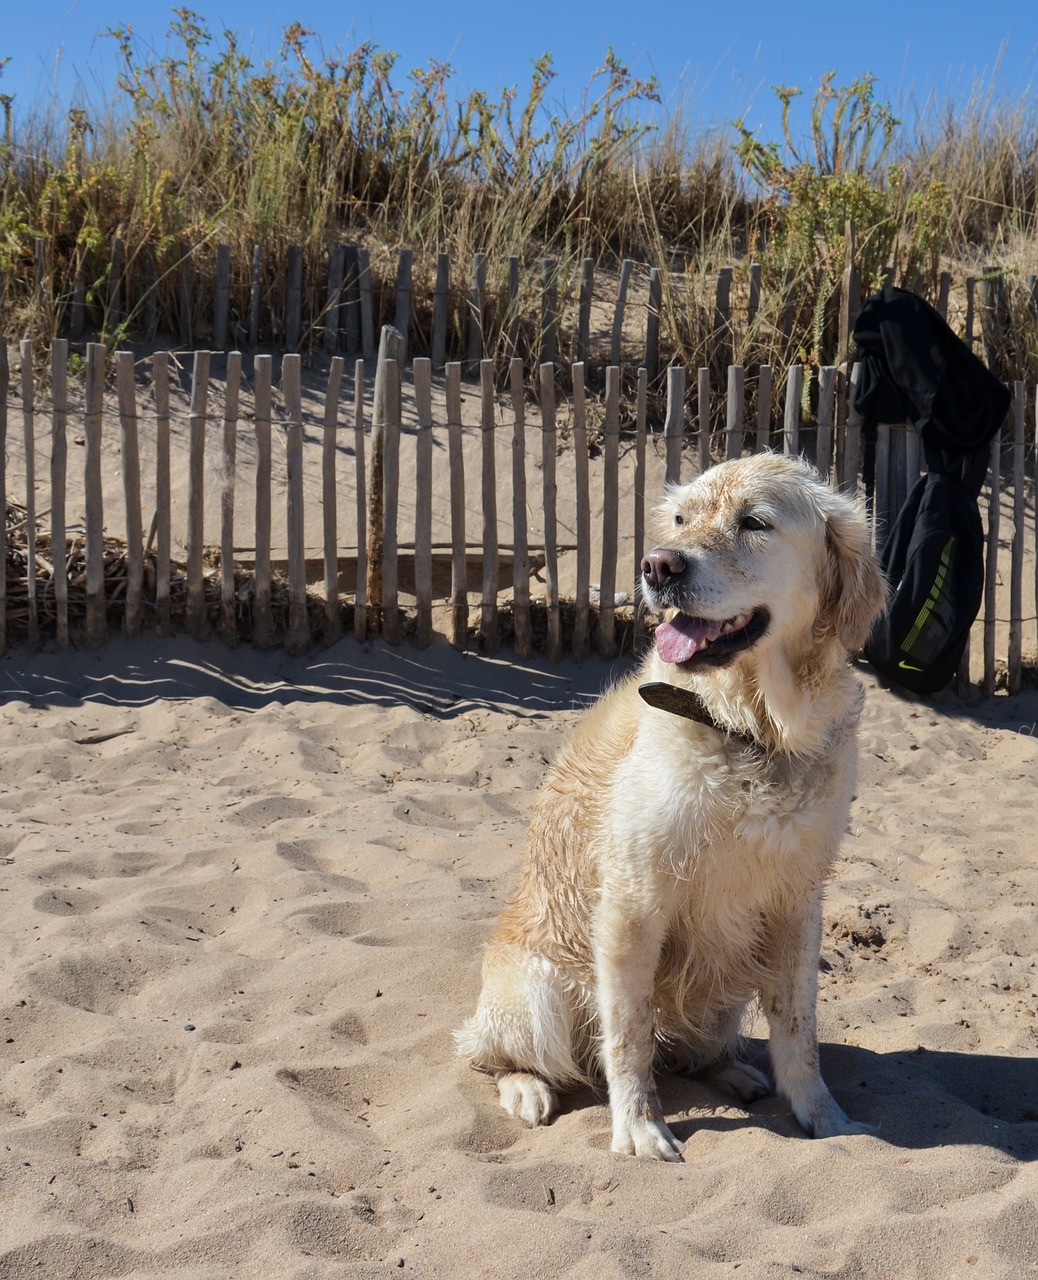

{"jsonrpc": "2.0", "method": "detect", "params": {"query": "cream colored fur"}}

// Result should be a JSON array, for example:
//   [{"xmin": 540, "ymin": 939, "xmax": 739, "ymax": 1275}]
[{"xmin": 455, "ymin": 453, "xmax": 887, "ymax": 1161}]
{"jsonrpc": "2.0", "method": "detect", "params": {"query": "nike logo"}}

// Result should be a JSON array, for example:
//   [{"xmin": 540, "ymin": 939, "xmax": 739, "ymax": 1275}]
[{"xmin": 898, "ymin": 660, "xmax": 924, "ymax": 672}]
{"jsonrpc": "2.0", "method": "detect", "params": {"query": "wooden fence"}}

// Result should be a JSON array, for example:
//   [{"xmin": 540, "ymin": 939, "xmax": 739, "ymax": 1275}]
[
  {"xmin": 14, "ymin": 235, "xmax": 1027, "ymax": 389},
  {"xmin": 1, "ymin": 335, "xmax": 1035, "ymax": 694}
]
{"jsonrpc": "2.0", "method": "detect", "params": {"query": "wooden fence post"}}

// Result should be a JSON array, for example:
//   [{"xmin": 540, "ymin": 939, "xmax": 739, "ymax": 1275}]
[
  {"xmin": 540, "ymin": 362, "xmax": 561, "ymax": 662},
  {"xmin": 214, "ymin": 244, "xmax": 231, "ymax": 352},
  {"xmin": 817, "ymin": 366, "xmax": 837, "ymax": 479},
  {"xmin": 358, "ymin": 247, "xmax": 376, "ymax": 362},
  {"xmin": 540, "ymin": 259, "xmax": 558, "ymax": 368},
  {"xmin": 748, "ymin": 262, "xmax": 762, "ymax": 330},
  {"xmin": 352, "ymin": 359, "xmax": 368, "ymax": 644},
  {"xmin": 286, "ymin": 245, "xmax": 304, "ymax": 353},
  {"xmin": 445, "ymin": 362, "xmax": 467, "ymax": 649},
  {"xmin": 186, "ymin": 350, "xmax": 211, "ymax": 640},
  {"xmin": 611, "ymin": 259, "xmax": 633, "ymax": 369},
  {"xmin": 726, "ymin": 365, "xmax": 745, "ymax": 461},
  {"xmin": 511, "ymin": 357, "xmax": 533, "ymax": 658},
  {"xmin": 431, "ymin": 252, "xmax": 450, "ymax": 368},
  {"xmin": 697, "ymin": 367, "xmax": 711, "ymax": 473},
  {"xmin": 19, "ymin": 340, "xmax": 38, "ymax": 648},
  {"xmin": 1008, "ymin": 382, "xmax": 1025, "ymax": 694},
  {"xmin": 599, "ymin": 366, "xmax": 620, "ymax": 658},
  {"xmin": 84, "ymin": 342, "xmax": 107, "ymax": 648},
  {"xmin": 114, "ymin": 350, "xmax": 144, "ymax": 638},
  {"xmin": 479, "ymin": 358, "xmax": 499, "ymax": 654},
  {"xmin": 220, "ymin": 350, "xmax": 242, "ymax": 643},
  {"xmin": 344, "ymin": 246, "xmax": 361, "ymax": 355},
  {"xmin": 983, "ymin": 430, "xmax": 1002, "ymax": 695},
  {"xmin": 283, "ymin": 353, "xmax": 308, "ymax": 652},
  {"xmin": 153, "ymin": 352, "xmax": 172, "ymax": 637},
  {"xmin": 981, "ymin": 267, "xmax": 1007, "ymax": 379},
  {"xmin": 322, "ymin": 355, "xmax": 345, "ymax": 641},
  {"xmin": 874, "ymin": 423, "xmax": 891, "ymax": 553},
  {"xmin": 577, "ymin": 258, "xmax": 594, "ymax": 366},
  {"xmin": 571, "ymin": 361, "xmax": 591, "ymax": 659},
  {"xmin": 324, "ymin": 245, "xmax": 346, "ymax": 357},
  {"xmin": 252, "ymin": 354, "xmax": 274, "ymax": 647},
  {"xmin": 837, "ymin": 221, "xmax": 860, "ymax": 367},
  {"xmin": 395, "ymin": 249, "xmax": 413, "ymax": 365},
  {"xmin": 413, "ymin": 358, "xmax": 434, "ymax": 649},
  {"xmin": 843, "ymin": 363, "xmax": 863, "ymax": 496},
  {"xmin": 468, "ymin": 252, "xmax": 487, "ymax": 373},
  {"xmin": 633, "ymin": 367, "xmax": 648, "ymax": 628},
  {"xmin": 506, "ymin": 256, "xmax": 521, "ymax": 366},
  {"xmin": 51, "ymin": 340, "xmax": 69, "ymax": 650},
  {"xmin": 248, "ymin": 245, "xmax": 262, "ymax": 347},
  {"xmin": 783, "ymin": 365, "xmax": 803, "ymax": 456},
  {"xmin": 366, "ymin": 325, "xmax": 404, "ymax": 636},
  {"xmin": 645, "ymin": 267, "xmax": 662, "ymax": 383},
  {"xmin": 664, "ymin": 364, "xmax": 685, "ymax": 487},
  {"xmin": 380, "ymin": 359, "xmax": 402, "ymax": 645},
  {"xmin": 936, "ymin": 271, "xmax": 951, "ymax": 320},
  {"xmin": 714, "ymin": 267, "xmax": 733, "ymax": 369}
]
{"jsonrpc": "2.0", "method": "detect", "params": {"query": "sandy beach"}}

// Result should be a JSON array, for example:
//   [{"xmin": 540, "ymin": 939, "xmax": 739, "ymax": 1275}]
[{"xmin": 1, "ymin": 633, "xmax": 1036, "ymax": 1278}]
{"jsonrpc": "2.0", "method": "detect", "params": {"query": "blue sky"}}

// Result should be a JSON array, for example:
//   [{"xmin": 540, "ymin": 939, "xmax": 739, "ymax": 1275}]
[{"xmin": 3, "ymin": 0, "xmax": 1037, "ymax": 149}]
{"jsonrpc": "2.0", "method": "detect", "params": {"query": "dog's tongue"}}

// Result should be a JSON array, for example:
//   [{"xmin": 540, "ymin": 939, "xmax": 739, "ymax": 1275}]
[{"xmin": 654, "ymin": 615, "xmax": 721, "ymax": 665}]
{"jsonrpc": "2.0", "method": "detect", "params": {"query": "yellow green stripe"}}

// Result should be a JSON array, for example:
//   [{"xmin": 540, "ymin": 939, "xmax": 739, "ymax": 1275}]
[{"xmin": 902, "ymin": 537, "xmax": 955, "ymax": 655}]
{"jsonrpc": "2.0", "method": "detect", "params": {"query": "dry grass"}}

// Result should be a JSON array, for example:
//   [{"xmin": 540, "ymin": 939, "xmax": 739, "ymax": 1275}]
[{"xmin": 2, "ymin": 15, "xmax": 1038, "ymax": 388}]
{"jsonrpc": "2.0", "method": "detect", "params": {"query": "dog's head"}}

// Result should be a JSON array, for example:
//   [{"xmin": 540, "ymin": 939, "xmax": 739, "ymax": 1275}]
[{"xmin": 641, "ymin": 454, "xmax": 885, "ymax": 676}]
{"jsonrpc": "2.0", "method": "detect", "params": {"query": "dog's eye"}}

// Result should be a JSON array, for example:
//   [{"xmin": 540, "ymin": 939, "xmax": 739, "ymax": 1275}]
[
  {"xmin": 674, "ymin": 513, "xmax": 684, "ymax": 526},
  {"xmin": 739, "ymin": 514, "xmax": 771, "ymax": 533}
]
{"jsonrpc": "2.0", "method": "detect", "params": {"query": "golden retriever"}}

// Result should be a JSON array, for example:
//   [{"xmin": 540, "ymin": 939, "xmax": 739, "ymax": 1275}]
[{"xmin": 456, "ymin": 452, "xmax": 886, "ymax": 1160}]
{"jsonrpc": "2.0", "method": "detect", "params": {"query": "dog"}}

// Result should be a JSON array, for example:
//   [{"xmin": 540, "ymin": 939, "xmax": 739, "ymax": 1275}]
[{"xmin": 455, "ymin": 452, "xmax": 886, "ymax": 1160}]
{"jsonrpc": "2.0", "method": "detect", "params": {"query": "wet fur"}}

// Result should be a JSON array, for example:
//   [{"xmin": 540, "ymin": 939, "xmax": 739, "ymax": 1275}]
[{"xmin": 455, "ymin": 454, "xmax": 887, "ymax": 1159}]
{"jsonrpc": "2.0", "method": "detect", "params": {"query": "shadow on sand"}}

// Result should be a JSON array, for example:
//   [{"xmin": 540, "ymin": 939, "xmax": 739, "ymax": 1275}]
[{"xmin": 0, "ymin": 633, "xmax": 633, "ymax": 719}]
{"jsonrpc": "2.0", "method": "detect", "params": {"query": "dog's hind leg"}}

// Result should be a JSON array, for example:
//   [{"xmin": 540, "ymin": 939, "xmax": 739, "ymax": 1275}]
[
  {"xmin": 698, "ymin": 1003, "xmax": 772, "ymax": 1103},
  {"xmin": 700, "ymin": 1059, "xmax": 772, "ymax": 1103},
  {"xmin": 454, "ymin": 945, "xmax": 581, "ymax": 1127},
  {"xmin": 658, "ymin": 1004, "xmax": 773, "ymax": 1103}
]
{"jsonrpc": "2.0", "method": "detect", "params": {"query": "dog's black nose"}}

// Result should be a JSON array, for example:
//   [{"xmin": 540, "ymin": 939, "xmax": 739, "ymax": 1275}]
[{"xmin": 641, "ymin": 547, "xmax": 686, "ymax": 590}]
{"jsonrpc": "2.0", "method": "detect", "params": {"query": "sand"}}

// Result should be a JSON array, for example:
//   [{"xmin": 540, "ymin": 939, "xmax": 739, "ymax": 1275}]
[{"xmin": 1, "ymin": 634, "xmax": 1037, "ymax": 1279}]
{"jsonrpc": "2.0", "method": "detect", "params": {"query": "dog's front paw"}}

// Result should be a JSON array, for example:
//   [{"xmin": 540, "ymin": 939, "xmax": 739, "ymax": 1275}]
[
  {"xmin": 496, "ymin": 1071, "xmax": 558, "ymax": 1127},
  {"xmin": 792, "ymin": 1090, "xmax": 873, "ymax": 1139},
  {"xmin": 612, "ymin": 1114, "xmax": 684, "ymax": 1162}
]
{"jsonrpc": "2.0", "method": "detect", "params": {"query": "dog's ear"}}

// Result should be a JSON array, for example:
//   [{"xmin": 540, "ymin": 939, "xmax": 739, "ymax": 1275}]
[{"xmin": 818, "ymin": 493, "xmax": 887, "ymax": 652}]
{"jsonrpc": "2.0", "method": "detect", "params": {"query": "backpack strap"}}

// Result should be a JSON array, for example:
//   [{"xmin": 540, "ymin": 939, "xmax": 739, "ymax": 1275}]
[{"xmin": 921, "ymin": 431, "xmax": 989, "ymax": 498}]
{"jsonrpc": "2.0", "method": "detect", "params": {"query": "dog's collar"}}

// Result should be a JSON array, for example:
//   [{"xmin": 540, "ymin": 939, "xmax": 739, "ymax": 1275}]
[{"xmin": 637, "ymin": 682, "xmax": 762, "ymax": 749}]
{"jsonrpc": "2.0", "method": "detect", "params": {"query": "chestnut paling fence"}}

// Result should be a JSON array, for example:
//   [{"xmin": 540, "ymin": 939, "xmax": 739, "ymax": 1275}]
[
  {"xmin": 17, "ymin": 232, "xmax": 1026, "ymax": 388},
  {"xmin": 1, "ymin": 333, "xmax": 1035, "ymax": 694}
]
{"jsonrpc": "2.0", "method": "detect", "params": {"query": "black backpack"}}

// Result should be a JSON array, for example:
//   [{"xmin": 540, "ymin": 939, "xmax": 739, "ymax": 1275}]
[
  {"xmin": 862, "ymin": 443, "xmax": 987, "ymax": 694},
  {"xmin": 852, "ymin": 287, "xmax": 1010, "ymax": 694}
]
